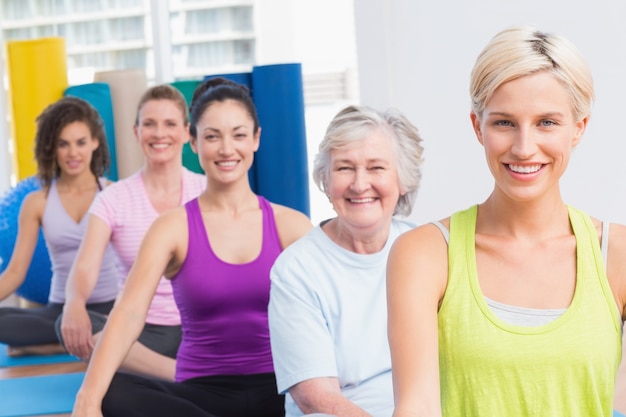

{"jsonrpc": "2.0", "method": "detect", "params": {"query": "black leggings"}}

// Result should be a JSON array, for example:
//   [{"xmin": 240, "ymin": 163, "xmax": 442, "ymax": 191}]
[
  {"xmin": 102, "ymin": 372, "xmax": 285, "ymax": 417},
  {"xmin": 54, "ymin": 311, "xmax": 182, "ymax": 359},
  {"xmin": 0, "ymin": 300, "xmax": 114, "ymax": 346}
]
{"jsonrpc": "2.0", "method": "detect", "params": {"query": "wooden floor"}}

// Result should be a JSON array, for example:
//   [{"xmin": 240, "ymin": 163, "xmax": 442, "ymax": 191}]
[{"xmin": 0, "ymin": 359, "xmax": 86, "ymax": 379}]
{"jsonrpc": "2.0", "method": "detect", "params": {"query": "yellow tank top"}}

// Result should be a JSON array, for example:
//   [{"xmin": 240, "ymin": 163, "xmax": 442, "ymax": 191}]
[{"xmin": 439, "ymin": 205, "xmax": 622, "ymax": 416}]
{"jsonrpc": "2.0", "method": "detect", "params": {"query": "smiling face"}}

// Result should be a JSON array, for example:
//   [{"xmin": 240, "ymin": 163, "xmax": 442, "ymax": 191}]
[
  {"xmin": 55, "ymin": 121, "xmax": 99, "ymax": 178},
  {"xmin": 134, "ymin": 99, "xmax": 189, "ymax": 164},
  {"xmin": 327, "ymin": 127, "xmax": 403, "ymax": 236},
  {"xmin": 471, "ymin": 71, "xmax": 587, "ymax": 203},
  {"xmin": 190, "ymin": 99, "xmax": 259, "ymax": 186}
]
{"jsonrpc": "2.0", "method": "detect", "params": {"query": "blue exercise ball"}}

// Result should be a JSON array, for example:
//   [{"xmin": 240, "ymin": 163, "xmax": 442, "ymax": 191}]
[{"xmin": 0, "ymin": 176, "xmax": 52, "ymax": 304}]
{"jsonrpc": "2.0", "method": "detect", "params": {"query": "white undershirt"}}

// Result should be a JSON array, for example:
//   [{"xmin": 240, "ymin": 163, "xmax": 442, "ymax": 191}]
[{"xmin": 431, "ymin": 220, "xmax": 610, "ymax": 326}]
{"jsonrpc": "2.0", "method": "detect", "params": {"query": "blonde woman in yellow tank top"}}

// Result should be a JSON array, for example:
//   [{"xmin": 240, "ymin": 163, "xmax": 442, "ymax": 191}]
[{"xmin": 387, "ymin": 26, "xmax": 626, "ymax": 417}]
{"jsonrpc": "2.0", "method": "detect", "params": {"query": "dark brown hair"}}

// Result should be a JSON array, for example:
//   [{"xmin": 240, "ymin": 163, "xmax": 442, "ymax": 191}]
[
  {"xmin": 189, "ymin": 77, "xmax": 259, "ymax": 138},
  {"xmin": 34, "ymin": 96, "xmax": 110, "ymax": 189}
]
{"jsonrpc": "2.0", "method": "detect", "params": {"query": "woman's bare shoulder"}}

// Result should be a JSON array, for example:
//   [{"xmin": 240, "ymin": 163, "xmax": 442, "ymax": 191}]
[
  {"xmin": 269, "ymin": 203, "xmax": 313, "ymax": 248},
  {"xmin": 390, "ymin": 219, "xmax": 451, "ymax": 276},
  {"xmin": 21, "ymin": 189, "xmax": 47, "ymax": 216}
]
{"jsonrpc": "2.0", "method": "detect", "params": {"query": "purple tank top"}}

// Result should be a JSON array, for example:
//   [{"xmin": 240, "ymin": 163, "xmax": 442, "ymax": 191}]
[{"xmin": 171, "ymin": 196, "xmax": 282, "ymax": 382}]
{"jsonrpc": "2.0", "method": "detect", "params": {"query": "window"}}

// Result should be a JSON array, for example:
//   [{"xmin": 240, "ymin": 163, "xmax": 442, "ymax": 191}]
[
  {"xmin": 184, "ymin": 9, "xmax": 220, "ymax": 35},
  {"xmin": 72, "ymin": 0, "xmax": 104, "ymax": 13},
  {"xmin": 117, "ymin": 49, "xmax": 146, "ymax": 69},
  {"xmin": 57, "ymin": 23, "xmax": 69, "ymax": 38},
  {"xmin": 109, "ymin": 17, "xmax": 145, "ymax": 41},
  {"xmin": 5, "ymin": 28, "xmax": 31, "ymax": 40},
  {"xmin": 234, "ymin": 39, "xmax": 254, "ymax": 65},
  {"xmin": 50, "ymin": 0, "xmax": 68, "ymax": 15},
  {"xmin": 188, "ymin": 41, "xmax": 226, "ymax": 68},
  {"xmin": 68, "ymin": 21, "xmax": 103, "ymax": 46},
  {"xmin": 75, "ymin": 51, "xmax": 110, "ymax": 68},
  {"xmin": 1, "ymin": 2, "xmax": 257, "ymax": 80},
  {"xmin": 104, "ymin": 0, "xmax": 143, "ymax": 9},
  {"xmin": 35, "ymin": 25, "xmax": 56, "ymax": 38},
  {"xmin": 2, "ymin": 0, "xmax": 30, "ymax": 20},
  {"xmin": 231, "ymin": 6, "xmax": 253, "ymax": 31}
]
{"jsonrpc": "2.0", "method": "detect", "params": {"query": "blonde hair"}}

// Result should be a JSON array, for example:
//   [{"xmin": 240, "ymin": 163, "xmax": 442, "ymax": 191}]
[{"xmin": 470, "ymin": 25, "xmax": 594, "ymax": 121}]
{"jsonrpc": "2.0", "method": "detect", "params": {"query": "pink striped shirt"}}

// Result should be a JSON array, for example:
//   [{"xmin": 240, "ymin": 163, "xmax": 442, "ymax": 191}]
[{"xmin": 89, "ymin": 168, "xmax": 206, "ymax": 325}]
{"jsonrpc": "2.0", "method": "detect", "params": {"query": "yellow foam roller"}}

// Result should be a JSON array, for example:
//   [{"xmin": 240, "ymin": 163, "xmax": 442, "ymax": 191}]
[{"xmin": 6, "ymin": 38, "xmax": 68, "ymax": 180}]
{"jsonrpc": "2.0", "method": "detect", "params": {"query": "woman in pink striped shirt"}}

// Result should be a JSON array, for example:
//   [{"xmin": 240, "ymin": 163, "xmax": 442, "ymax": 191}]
[{"xmin": 58, "ymin": 85, "xmax": 205, "ymax": 380}]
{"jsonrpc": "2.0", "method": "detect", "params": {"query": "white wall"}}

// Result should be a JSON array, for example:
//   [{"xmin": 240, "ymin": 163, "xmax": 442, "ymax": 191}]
[
  {"xmin": 254, "ymin": 0, "xmax": 297, "ymax": 65},
  {"xmin": 0, "ymin": 14, "xmax": 14, "ymax": 193},
  {"xmin": 354, "ymin": 0, "xmax": 626, "ymax": 225},
  {"xmin": 292, "ymin": 1, "xmax": 360, "ymax": 224}
]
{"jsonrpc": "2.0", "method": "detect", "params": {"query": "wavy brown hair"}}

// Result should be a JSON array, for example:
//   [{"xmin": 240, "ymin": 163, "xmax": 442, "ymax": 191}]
[{"xmin": 34, "ymin": 96, "xmax": 110, "ymax": 190}]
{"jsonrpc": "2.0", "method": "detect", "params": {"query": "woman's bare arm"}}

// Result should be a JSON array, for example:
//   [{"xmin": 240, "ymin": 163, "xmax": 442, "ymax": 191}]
[
  {"xmin": 71, "ymin": 208, "xmax": 186, "ymax": 416},
  {"xmin": 387, "ymin": 224, "xmax": 448, "ymax": 417}
]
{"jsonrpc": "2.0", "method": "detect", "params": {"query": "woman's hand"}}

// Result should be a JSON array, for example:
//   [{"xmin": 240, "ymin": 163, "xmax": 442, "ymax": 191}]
[
  {"xmin": 71, "ymin": 389, "xmax": 103, "ymax": 417},
  {"xmin": 61, "ymin": 302, "xmax": 94, "ymax": 360}
]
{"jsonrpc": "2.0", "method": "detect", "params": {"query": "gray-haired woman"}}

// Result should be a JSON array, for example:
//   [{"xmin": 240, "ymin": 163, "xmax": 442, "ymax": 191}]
[{"xmin": 269, "ymin": 104, "xmax": 425, "ymax": 417}]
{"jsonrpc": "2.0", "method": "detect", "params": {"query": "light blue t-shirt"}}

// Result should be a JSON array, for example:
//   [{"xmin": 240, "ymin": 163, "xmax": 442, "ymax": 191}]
[{"xmin": 269, "ymin": 218, "xmax": 415, "ymax": 417}]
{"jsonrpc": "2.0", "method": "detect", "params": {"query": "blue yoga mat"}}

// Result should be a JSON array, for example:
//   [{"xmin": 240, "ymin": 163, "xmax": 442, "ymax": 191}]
[
  {"xmin": 64, "ymin": 82, "xmax": 119, "ymax": 181},
  {"xmin": 616, "ymin": 410, "xmax": 626, "ymax": 417},
  {"xmin": 0, "ymin": 372, "xmax": 84, "ymax": 416},
  {"xmin": 0, "ymin": 343, "xmax": 80, "ymax": 367},
  {"xmin": 251, "ymin": 63, "xmax": 310, "ymax": 217}
]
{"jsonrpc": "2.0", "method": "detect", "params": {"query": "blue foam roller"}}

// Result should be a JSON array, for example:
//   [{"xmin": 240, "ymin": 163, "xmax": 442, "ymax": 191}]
[
  {"xmin": 64, "ymin": 83, "xmax": 118, "ymax": 180},
  {"xmin": 202, "ymin": 72, "xmax": 257, "ymax": 191},
  {"xmin": 251, "ymin": 63, "xmax": 310, "ymax": 216},
  {"xmin": 0, "ymin": 176, "xmax": 52, "ymax": 304}
]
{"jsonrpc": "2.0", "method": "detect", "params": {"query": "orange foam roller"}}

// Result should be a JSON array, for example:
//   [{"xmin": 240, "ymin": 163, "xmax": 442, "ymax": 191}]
[
  {"xmin": 94, "ymin": 69, "xmax": 147, "ymax": 179},
  {"xmin": 6, "ymin": 38, "xmax": 68, "ymax": 180}
]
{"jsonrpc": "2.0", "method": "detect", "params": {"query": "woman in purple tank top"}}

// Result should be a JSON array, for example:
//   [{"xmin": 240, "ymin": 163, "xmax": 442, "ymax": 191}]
[
  {"xmin": 71, "ymin": 78, "xmax": 312, "ymax": 417},
  {"xmin": 0, "ymin": 97, "xmax": 116, "ymax": 356}
]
